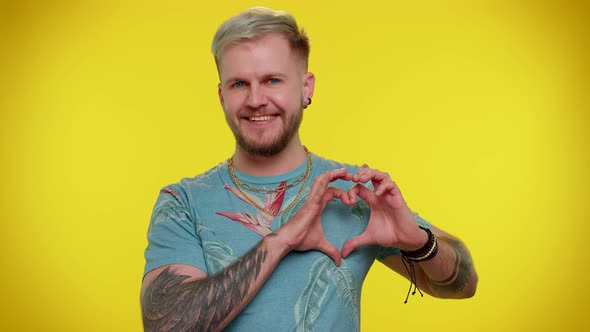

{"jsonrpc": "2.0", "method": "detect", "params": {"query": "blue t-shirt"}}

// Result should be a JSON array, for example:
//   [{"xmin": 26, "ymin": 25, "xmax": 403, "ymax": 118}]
[{"xmin": 144, "ymin": 154, "xmax": 430, "ymax": 331}]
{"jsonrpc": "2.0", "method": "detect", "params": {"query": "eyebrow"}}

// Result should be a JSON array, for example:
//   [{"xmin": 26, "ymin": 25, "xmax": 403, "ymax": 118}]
[{"xmin": 263, "ymin": 72, "xmax": 288, "ymax": 79}]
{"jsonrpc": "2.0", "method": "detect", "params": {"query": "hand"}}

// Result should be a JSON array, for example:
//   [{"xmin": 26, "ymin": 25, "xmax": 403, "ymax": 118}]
[
  {"xmin": 275, "ymin": 168, "xmax": 355, "ymax": 266},
  {"xmin": 341, "ymin": 167, "xmax": 428, "ymax": 258}
]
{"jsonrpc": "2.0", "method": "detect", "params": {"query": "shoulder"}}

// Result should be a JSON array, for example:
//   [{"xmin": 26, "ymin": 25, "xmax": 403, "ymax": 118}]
[
  {"xmin": 159, "ymin": 161, "xmax": 228, "ymax": 205},
  {"xmin": 172, "ymin": 162, "xmax": 227, "ymax": 191}
]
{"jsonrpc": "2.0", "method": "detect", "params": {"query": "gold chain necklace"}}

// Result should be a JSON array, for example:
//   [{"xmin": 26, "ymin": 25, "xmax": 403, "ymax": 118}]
[
  {"xmin": 228, "ymin": 148, "xmax": 310, "ymax": 194},
  {"xmin": 227, "ymin": 149, "xmax": 312, "ymax": 216}
]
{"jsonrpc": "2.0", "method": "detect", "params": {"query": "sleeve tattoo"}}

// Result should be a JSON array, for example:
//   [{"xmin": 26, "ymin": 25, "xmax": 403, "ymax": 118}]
[
  {"xmin": 425, "ymin": 237, "xmax": 473, "ymax": 295},
  {"xmin": 142, "ymin": 240, "xmax": 272, "ymax": 332}
]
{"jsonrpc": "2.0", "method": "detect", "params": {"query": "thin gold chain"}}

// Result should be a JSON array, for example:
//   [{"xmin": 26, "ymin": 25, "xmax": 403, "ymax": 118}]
[
  {"xmin": 228, "ymin": 147, "xmax": 310, "ymax": 194},
  {"xmin": 227, "ymin": 150, "xmax": 312, "ymax": 216}
]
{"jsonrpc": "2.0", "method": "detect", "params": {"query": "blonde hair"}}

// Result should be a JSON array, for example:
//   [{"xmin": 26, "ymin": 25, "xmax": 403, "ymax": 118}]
[{"xmin": 211, "ymin": 7, "xmax": 310, "ymax": 68}]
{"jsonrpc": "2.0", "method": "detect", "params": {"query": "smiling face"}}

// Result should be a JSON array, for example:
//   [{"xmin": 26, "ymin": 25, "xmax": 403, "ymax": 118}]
[{"xmin": 217, "ymin": 33, "xmax": 314, "ymax": 157}]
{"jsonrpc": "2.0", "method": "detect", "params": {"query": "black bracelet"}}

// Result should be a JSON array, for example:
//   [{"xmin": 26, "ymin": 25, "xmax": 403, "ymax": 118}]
[
  {"xmin": 400, "ymin": 226, "xmax": 438, "ymax": 303},
  {"xmin": 400, "ymin": 226, "xmax": 438, "ymax": 262}
]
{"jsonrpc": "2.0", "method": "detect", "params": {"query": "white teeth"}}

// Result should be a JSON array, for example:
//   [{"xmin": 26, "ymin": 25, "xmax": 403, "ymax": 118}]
[{"xmin": 249, "ymin": 115, "xmax": 274, "ymax": 121}]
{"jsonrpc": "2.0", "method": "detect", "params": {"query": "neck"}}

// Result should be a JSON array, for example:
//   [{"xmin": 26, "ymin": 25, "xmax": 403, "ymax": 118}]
[{"xmin": 231, "ymin": 141, "xmax": 308, "ymax": 177}]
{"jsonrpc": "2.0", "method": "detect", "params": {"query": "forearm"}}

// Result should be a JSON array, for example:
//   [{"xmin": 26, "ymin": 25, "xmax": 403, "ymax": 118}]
[
  {"xmin": 417, "ymin": 236, "xmax": 477, "ymax": 299},
  {"xmin": 141, "ymin": 234, "xmax": 289, "ymax": 332}
]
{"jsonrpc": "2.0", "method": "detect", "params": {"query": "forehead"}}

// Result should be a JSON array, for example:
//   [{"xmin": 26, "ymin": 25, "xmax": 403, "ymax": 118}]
[{"xmin": 218, "ymin": 33, "xmax": 302, "ymax": 81}]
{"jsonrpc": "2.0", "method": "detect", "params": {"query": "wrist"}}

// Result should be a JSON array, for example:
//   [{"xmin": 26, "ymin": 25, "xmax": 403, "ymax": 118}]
[
  {"xmin": 264, "ymin": 232, "xmax": 293, "ymax": 258},
  {"xmin": 398, "ymin": 226, "xmax": 430, "ymax": 252},
  {"xmin": 400, "ymin": 227, "xmax": 438, "ymax": 262}
]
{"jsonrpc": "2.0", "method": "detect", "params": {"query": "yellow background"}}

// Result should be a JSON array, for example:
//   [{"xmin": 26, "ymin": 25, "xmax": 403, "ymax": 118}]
[{"xmin": 1, "ymin": 0, "xmax": 588, "ymax": 331}]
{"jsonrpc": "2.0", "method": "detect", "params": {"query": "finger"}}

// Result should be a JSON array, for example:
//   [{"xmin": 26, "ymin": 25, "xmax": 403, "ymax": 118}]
[
  {"xmin": 317, "ymin": 240, "xmax": 342, "ymax": 266},
  {"xmin": 354, "ymin": 184, "xmax": 377, "ymax": 205},
  {"xmin": 375, "ymin": 180, "xmax": 396, "ymax": 196},
  {"xmin": 323, "ymin": 187, "xmax": 352, "ymax": 206},
  {"xmin": 361, "ymin": 171, "xmax": 395, "ymax": 195},
  {"xmin": 341, "ymin": 232, "xmax": 372, "ymax": 258},
  {"xmin": 353, "ymin": 165, "xmax": 367, "ymax": 182},
  {"xmin": 308, "ymin": 168, "xmax": 350, "ymax": 203},
  {"xmin": 347, "ymin": 183, "xmax": 360, "ymax": 204},
  {"xmin": 312, "ymin": 168, "xmax": 353, "ymax": 193},
  {"xmin": 353, "ymin": 167, "xmax": 374, "ymax": 183},
  {"xmin": 358, "ymin": 169, "xmax": 390, "ymax": 184}
]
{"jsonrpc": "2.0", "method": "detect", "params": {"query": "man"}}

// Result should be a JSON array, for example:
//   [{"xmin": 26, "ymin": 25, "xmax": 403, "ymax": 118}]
[{"xmin": 141, "ymin": 7, "xmax": 477, "ymax": 332}]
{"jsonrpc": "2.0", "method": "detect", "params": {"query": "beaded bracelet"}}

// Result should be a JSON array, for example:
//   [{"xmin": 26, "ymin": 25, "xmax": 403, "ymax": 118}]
[
  {"xmin": 400, "ymin": 226, "xmax": 438, "ymax": 262},
  {"xmin": 400, "ymin": 227, "xmax": 438, "ymax": 303}
]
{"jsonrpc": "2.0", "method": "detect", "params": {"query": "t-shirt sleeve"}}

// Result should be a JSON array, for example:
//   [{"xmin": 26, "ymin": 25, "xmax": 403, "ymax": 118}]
[
  {"xmin": 375, "ymin": 212, "xmax": 432, "ymax": 261},
  {"xmin": 143, "ymin": 187, "xmax": 208, "ymax": 278}
]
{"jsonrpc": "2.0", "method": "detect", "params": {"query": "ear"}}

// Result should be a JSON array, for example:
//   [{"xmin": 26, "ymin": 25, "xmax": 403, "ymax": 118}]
[{"xmin": 303, "ymin": 72, "xmax": 315, "ymax": 103}]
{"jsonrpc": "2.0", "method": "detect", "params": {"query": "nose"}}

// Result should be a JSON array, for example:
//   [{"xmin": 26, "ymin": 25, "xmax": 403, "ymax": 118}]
[{"xmin": 246, "ymin": 84, "xmax": 267, "ymax": 109}]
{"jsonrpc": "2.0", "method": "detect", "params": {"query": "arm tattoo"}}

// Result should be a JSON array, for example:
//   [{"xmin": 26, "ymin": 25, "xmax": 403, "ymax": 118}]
[
  {"xmin": 426, "ymin": 237, "xmax": 473, "ymax": 294},
  {"xmin": 142, "ymin": 242, "xmax": 270, "ymax": 332}
]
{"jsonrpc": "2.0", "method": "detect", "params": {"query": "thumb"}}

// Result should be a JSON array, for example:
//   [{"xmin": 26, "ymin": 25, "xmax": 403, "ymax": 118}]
[
  {"xmin": 317, "ymin": 240, "xmax": 342, "ymax": 267},
  {"xmin": 341, "ymin": 232, "xmax": 372, "ymax": 258}
]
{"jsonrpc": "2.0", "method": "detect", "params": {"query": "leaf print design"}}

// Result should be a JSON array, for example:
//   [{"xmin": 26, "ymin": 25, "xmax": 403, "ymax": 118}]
[
  {"xmin": 202, "ymin": 241, "xmax": 236, "ymax": 274},
  {"xmin": 195, "ymin": 221, "xmax": 215, "ymax": 238},
  {"xmin": 161, "ymin": 187, "xmax": 182, "ymax": 201},
  {"xmin": 151, "ymin": 187, "xmax": 193, "ymax": 226},
  {"xmin": 294, "ymin": 257, "xmax": 332, "ymax": 332},
  {"xmin": 350, "ymin": 199, "xmax": 370, "ymax": 221},
  {"xmin": 350, "ymin": 203, "xmax": 364, "ymax": 221},
  {"xmin": 216, "ymin": 182, "xmax": 287, "ymax": 237},
  {"xmin": 152, "ymin": 199, "xmax": 189, "ymax": 225},
  {"xmin": 294, "ymin": 256, "xmax": 360, "ymax": 332},
  {"xmin": 331, "ymin": 264, "xmax": 360, "ymax": 330},
  {"xmin": 215, "ymin": 211, "xmax": 273, "ymax": 236}
]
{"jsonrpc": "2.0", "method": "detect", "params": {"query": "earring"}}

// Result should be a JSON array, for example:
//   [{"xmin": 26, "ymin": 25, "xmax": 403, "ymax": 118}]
[{"xmin": 304, "ymin": 97, "xmax": 312, "ymax": 109}]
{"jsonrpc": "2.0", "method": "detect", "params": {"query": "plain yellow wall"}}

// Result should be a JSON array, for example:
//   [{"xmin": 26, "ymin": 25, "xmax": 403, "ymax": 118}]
[{"xmin": 1, "ymin": 1, "xmax": 588, "ymax": 331}]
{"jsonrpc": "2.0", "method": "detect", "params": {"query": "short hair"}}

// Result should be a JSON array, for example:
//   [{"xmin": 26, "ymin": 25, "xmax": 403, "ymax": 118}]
[{"xmin": 211, "ymin": 7, "xmax": 310, "ymax": 69}]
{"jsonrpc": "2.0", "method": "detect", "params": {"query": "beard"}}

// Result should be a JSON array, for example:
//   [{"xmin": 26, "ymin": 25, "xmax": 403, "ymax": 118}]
[{"xmin": 227, "ymin": 108, "xmax": 303, "ymax": 158}]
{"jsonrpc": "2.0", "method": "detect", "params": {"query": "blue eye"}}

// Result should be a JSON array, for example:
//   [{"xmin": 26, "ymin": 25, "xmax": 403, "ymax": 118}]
[
  {"xmin": 233, "ymin": 82, "xmax": 245, "ymax": 88},
  {"xmin": 268, "ymin": 78, "xmax": 280, "ymax": 85}
]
